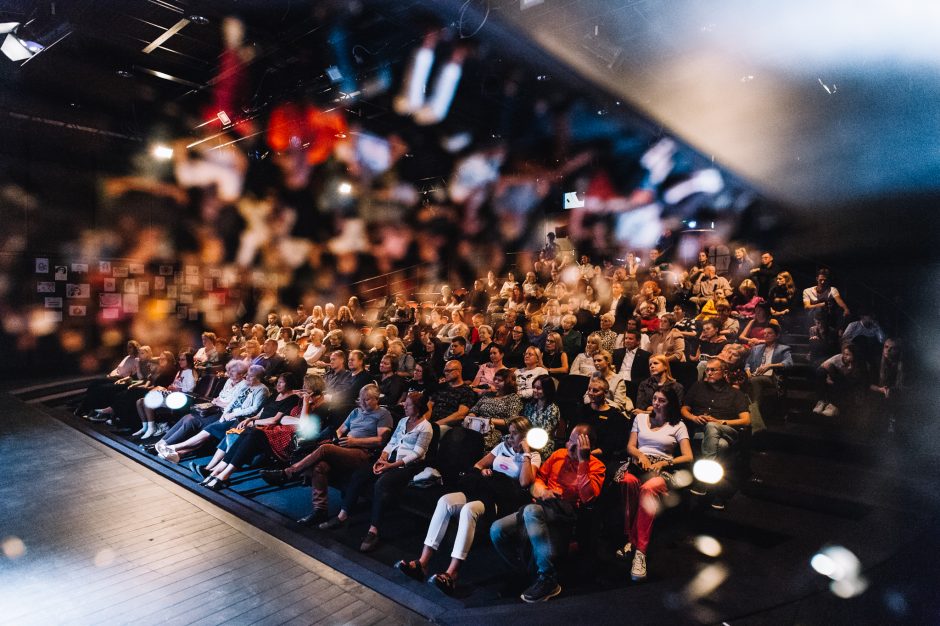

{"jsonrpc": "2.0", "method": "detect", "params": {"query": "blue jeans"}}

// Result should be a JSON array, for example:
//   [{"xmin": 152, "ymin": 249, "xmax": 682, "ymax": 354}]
[
  {"xmin": 701, "ymin": 422, "xmax": 738, "ymax": 459},
  {"xmin": 490, "ymin": 502, "xmax": 571, "ymax": 579}
]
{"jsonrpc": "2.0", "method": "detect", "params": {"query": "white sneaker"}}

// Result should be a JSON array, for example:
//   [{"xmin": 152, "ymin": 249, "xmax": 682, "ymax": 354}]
[
  {"xmin": 812, "ymin": 400, "xmax": 827, "ymax": 414},
  {"xmin": 821, "ymin": 403, "xmax": 839, "ymax": 417},
  {"xmin": 631, "ymin": 550, "xmax": 647, "ymax": 581}
]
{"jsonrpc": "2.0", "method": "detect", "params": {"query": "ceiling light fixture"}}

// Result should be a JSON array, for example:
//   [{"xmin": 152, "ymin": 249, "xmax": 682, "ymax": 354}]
[{"xmin": 142, "ymin": 18, "xmax": 190, "ymax": 54}]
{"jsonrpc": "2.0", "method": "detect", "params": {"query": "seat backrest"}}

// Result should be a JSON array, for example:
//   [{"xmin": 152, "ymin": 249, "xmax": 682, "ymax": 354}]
[{"xmin": 434, "ymin": 426, "xmax": 484, "ymax": 486}]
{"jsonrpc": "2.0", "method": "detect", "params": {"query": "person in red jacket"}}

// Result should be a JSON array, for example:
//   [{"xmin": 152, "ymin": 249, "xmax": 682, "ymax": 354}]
[{"xmin": 489, "ymin": 424, "xmax": 605, "ymax": 603}]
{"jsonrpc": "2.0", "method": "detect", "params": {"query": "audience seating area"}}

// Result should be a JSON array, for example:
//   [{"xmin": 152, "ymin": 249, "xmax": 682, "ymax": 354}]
[{"xmin": 64, "ymin": 246, "xmax": 907, "ymax": 607}]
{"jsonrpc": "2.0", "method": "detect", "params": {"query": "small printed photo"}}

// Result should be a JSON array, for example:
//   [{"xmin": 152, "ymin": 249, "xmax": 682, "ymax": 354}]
[
  {"xmin": 159, "ymin": 265, "xmax": 174, "ymax": 276},
  {"xmin": 123, "ymin": 279, "xmax": 137, "ymax": 294},
  {"xmin": 128, "ymin": 262, "xmax": 145, "ymax": 275},
  {"xmin": 35, "ymin": 258, "xmax": 49, "ymax": 273},
  {"xmin": 100, "ymin": 293, "xmax": 122, "ymax": 308},
  {"xmin": 69, "ymin": 305, "xmax": 87, "ymax": 317},
  {"xmin": 54, "ymin": 266, "xmax": 68, "ymax": 281},
  {"xmin": 37, "ymin": 282, "xmax": 56, "ymax": 293},
  {"xmin": 113, "ymin": 266, "xmax": 129, "ymax": 278},
  {"xmin": 66, "ymin": 283, "xmax": 90, "ymax": 298},
  {"xmin": 103, "ymin": 278, "xmax": 116, "ymax": 292},
  {"xmin": 101, "ymin": 308, "xmax": 120, "ymax": 320},
  {"xmin": 44, "ymin": 297, "xmax": 63, "ymax": 308},
  {"xmin": 154, "ymin": 276, "xmax": 166, "ymax": 290},
  {"xmin": 138, "ymin": 282, "xmax": 150, "ymax": 296},
  {"xmin": 99, "ymin": 261, "xmax": 112, "ymax": 274},
  {"xmin": 71, "ymin": 263, "xmax": 89, "ymax": 274}
]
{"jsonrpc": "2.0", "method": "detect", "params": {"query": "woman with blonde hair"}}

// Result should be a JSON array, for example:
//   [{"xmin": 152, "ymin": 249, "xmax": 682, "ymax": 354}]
[
  {"xmin": 632, "ymin": 355, "xmax": 684, "ymax": 416},
  {"xmin": 570, "ymin": 332, "xmax": 603, "ymax": 377},
  {"xmin": 733, "ymin": 278, "xmax": 764, "ymax": 319}
]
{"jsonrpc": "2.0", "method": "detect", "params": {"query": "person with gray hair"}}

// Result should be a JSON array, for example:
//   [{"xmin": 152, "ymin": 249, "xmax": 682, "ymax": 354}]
[
  {"xmin": 261, "ymin": 384, "xmax": 394, "ymax": 527},
  {"xmin": 157, "ymin": 364, "xmax": 270, "ymax": 462},
  {"xmin": 146, "ymin": 359, "xmax": 250, "ymax": 454}
]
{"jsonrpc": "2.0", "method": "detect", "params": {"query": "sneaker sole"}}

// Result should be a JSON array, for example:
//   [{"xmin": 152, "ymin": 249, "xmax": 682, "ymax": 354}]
[{"xmin": 521, "ymin": 585, "xmax": 561, "ymax": 603}]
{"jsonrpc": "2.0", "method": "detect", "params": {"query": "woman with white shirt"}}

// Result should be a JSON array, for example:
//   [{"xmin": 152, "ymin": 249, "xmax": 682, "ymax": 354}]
[
  {"xmin": 318, "ymin": 393, "xmax": 434, "ymax": 552},
  {"xmin": 302, "ymin": 328, "xmax": 328, "ymax": 367},
  {"xmin": 133, "ymin": 351, "xmax": 197, "ymax": 440},
  {"xmin": 148, "ymin": 359, "xmax": 249, "ymax": 453},
  {"xmin": 516, "ymin": 346, "xmax": 548, "ymax": 399},
  {"xmin": 570, "ymin": 332, "xmax": 602, "ymax": 377},
  {"xmin": 157, "ymin": 364, "xmax": 269, "ymax": 459},
  {"xmin": 395, "ymin": 416, "xmax": 540, "ymax": 596},
  {"xmin": 616, "ymin": 387, "xmax": 693, "ymax": 581}
]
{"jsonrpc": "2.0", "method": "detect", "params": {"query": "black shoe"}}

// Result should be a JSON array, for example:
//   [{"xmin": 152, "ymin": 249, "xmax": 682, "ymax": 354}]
[
  {"xmin": 520, "ymin": 575, "xmax": 562, "ymax": 603},
  {"xmin": 318, "ymin": 516, "xmax": 348, "ymax": 531},
  {"xmin": 297, "ymin": 510, "xmax": 328, "ymax": 526},
  {"xmin": 260, "ymin": 469, "xmax": 290, "ymax": 486}
]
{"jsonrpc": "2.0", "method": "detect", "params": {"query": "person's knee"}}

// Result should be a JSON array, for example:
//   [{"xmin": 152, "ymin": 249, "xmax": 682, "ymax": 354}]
[{"xmin": 522, "ymin": 503, "xmax": 543, "ymax": 524}]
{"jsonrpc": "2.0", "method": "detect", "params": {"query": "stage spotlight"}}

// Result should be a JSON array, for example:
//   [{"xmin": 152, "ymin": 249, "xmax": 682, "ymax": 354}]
[
  {"xmin": 526, "ymin": 427, "xmax": 549, "ymax": 450},
  {"xmin": 164, "ymin": 391, "xmax": 188, "ymax": 410},
  {"xmin": 151, "ymin": 144, "xmax": 174, "ymax": 160},
  {"xmin": 692, "ymin": 459, "xmax": 724, "ymax": 484},
  {"xmin": 143, "ymin": 390, "xmax": 165, "ymax": 409}
]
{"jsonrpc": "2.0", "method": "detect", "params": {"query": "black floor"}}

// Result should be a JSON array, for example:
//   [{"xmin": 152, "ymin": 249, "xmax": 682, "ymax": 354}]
[{"xmin": 7, "ymin": 378, "xmax": 940, "ymax": 625}]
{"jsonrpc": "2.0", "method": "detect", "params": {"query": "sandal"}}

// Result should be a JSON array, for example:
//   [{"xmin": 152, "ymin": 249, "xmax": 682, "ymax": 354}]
[
  {"xmin": 394, "ymin": 560, "xmax": 426, "ymax": 582},
  {"xmin": 615, "ymin": 542, "xmax": 633, "ymax": 559},
  {"xmin": 429, "ymin": 572, "xmax": 457, "ymax": 596}
]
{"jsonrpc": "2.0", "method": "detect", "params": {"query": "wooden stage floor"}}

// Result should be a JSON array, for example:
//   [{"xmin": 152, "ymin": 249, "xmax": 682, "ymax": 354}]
[{"xmin": 0, "ymin": 395, "xmax": 421, "ymax": 626}]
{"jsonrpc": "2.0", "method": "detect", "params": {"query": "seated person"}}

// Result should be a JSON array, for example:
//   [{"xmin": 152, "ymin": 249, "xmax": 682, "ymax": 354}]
[
  {"xmin": 260, "ymin": 385, "xmax": 393, "ymax": 526},
  {"xmin": 681, "ymin": 359, "xmax": 751, "ymax": 504},
  {"xmin": 394, "ymin": 416, "xmax": 540, "ymax": 596},
  {"xmin": 579, "ymin": 376, "xmax": 631, "ymax": 466},
  {"xmin": 744, "ymin": 324, "xmax": 792, "ymax": 430},
  {"xmin": 466, "ymin": 368, "xmax": 522, "ymax": 449},
  {"xmin": 489, "ymin": 425, "xmax": 605, "ymax": 603},
  {"xmin": 196, "ymin": 372, "xmax": 303, "ymax": 489},
  {"xmin": 424, "ymin": 360, "xmax": 477, "ymax": 429},
  {"xmin": 615, "ymin": 387, "xmax": 694, "ymax": 581},
  {"xmin": 633, "ymin": 355, "xmax": 685, "ymax": 417},
  {"xmin": 569, "ymin": 332, "xmax": 602, "ymax": 377},
  {"xmin": 156, "ymin": 364, "xmax": 270, "ymax": 461},
  {"xmin": 149, "ymin": 359, "xmax": 248, "ymax": 453},
  {"xmin": 319, "ymin": 393, "xmax": 434, "ymax": 553},
  {"xmin": 582, "ymin": 350, "xmax": 631, "ymax": 412},
  {"xmin": 813, "ymin": 343, "xmax": 870, "ymax": 418},
  {"xmin": 471, "ymin": 343, "xmax": 507, "ymax": 394},
  {"xmin": 516, "ymin": 346, "xmax": 549, "ymax": 400}
]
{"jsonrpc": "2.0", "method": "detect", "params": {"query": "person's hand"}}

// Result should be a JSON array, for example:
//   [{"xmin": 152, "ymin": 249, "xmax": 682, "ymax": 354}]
[
  {"xmin": 650, "ymin": 460, "xmax": 668, "ymax": 473},
  {"xmin": 480, "ymin": 468, "xmax": 493, "ymax": 477},
  {"xmin": 577, "ymin": 433, "xmax": 591, "ymax": 461},
  {"xmin": 638, "ymin": 454, "xmax": 651, "ymax": 471}
]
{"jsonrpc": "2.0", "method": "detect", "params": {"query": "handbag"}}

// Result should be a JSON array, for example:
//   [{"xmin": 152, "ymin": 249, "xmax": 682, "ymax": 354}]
[{"xmin": 192, "ymin": 402, "xmax": 222, "ymax": 418}]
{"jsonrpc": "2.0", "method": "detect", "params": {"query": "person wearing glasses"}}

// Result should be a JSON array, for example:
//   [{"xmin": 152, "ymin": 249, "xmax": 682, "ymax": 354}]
[
  {"xmin": 680, "ymin": 359, "xmax": 750, "ymax": 508},
  {"xmin": 425, "ymin": 359, "xmax": 477, "ymax": 431}
]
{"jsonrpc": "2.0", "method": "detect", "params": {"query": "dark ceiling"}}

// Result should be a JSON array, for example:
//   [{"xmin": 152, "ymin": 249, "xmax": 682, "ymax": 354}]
[{"xmin": 2, "ymin": 0, "xmax": 938, "ymax": 255}]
